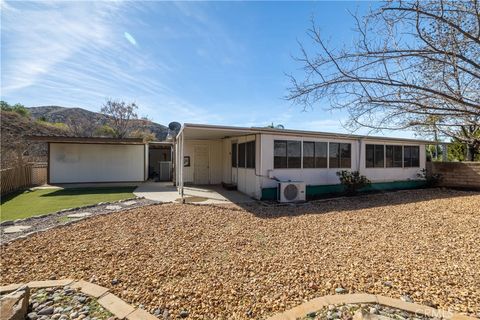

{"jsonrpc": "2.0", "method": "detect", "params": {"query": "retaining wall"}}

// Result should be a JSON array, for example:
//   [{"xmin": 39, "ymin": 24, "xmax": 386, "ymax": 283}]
[{"xmin": 427, "ymin": 161, "xmax": 480, "ymax": 189}]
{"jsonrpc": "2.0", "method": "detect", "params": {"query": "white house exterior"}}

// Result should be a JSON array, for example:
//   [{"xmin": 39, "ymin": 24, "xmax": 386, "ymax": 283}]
[{"xmin": 175, "ymin": 124, "xmax": 429, "ymax": 200}]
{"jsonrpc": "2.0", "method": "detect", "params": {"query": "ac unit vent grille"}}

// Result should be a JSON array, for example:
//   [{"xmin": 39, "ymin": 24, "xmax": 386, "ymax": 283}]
[{"xmin": 283, "ymin": 184, "xmax": 299, "ymax": 201}]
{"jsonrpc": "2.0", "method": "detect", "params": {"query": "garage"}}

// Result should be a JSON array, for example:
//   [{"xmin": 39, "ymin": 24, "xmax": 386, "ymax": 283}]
[{"xmin": 31, "ymin": 136, "xmax": 148, "ymax": 184}]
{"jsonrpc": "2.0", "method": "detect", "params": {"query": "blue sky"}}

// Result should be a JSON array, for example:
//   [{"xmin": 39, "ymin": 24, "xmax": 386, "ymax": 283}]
[{"xmin": 1, "ymin": 1, "xmax": 416, "ymax": 138}]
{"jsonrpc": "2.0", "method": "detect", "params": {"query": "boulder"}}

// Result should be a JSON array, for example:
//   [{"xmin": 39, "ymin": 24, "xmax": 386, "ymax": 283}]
[{"xmin": 0, "ymin": 285, "xmax": 30, "ymax": 320}]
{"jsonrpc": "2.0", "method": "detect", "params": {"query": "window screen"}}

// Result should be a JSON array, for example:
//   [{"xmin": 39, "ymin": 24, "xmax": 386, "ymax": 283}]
[
  {"xmin": 274, "ymin": 140, "xmax": 301, "ymax": 169},
  {"xmin": 404, "ymin": 146, "xmax": 420, "ymax": 167},
  {"xmin": 246, "ymin": 141, "xmax": 255, "ymax": 169},
  {"xmin": 238, "ymin": 143, "xmax": 246, "ymax": 168},
  {"xmin": 386, "ymin": 145, "xmax": 403, "ymax": 168},
  {"xmin": 287, "ymin": 141, "xmax": 301, "ymax": 168},
  {"xmin": 274, "ymin": 140, "xmax": 287, "ymax": 168},
  {"xmin": 329, "ymin": 143, "xmax": 351, "ymax": 168},
  {"xmin": 366, "ymin": 144, "xmax": 385, "ymax": 168},
  {"xmin": 231, "ymin": 143, "xmax": 237, "ymax": 167}
]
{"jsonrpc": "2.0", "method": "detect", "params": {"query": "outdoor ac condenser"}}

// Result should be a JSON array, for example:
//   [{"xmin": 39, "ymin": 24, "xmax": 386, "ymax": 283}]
[{"xmin": 278, "ymin": 181, "xmax": 306, "ymax": 202}]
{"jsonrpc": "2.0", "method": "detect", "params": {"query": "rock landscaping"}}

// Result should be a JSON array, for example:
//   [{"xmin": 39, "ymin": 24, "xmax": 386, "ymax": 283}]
[
  {"xmin": 1, "ymin": 189, "xmax": 479, "ymax": 319},
  {"xmin": 0, "ymin": 198, "xmax": 156, "ymax": 244},
  {"xmin": 300, "ymin": 303, "xmax": 435, "ymax": 320},
  {"xmin": 27, "ymin": 286, "xmax": 115, "ymax": 320}
]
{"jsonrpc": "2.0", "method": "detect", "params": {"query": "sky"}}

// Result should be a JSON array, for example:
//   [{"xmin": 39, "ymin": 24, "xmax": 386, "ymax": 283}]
[{"xmin": 0, "ymin": 1, "xmax": 417, "ymax": 138}]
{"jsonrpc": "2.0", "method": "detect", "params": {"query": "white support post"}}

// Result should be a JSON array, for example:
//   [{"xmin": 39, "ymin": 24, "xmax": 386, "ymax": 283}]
[{"xmin": 180, "ymin": 132, "xmax": 185, "ymax": 202}]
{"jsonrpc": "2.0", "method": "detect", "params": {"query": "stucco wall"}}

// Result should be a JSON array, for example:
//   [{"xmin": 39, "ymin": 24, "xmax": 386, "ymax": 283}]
[
  {"xmin": 50, "ymin": 143, "xmax": 145, "ymax": 183},
  {"xmin": 427, "ymin": 161, "xmax": 480, "ymax": 188}
]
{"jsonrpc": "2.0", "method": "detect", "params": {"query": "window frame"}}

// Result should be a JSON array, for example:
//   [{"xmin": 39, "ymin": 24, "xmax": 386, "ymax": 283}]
[
  {"xmin": 238, "ymin": 142, "xmax": 246, "ymax": 168},
  {"xmin": 404, "ymin": 145, "xmax": 420, "ymax": 168},
  {"xmin": 365, "ymin": 144, "xmax": 385, "ymax": 168},
  {"xmin": 273, "ymin": 140, "xmax": 302, "ymax": 169},
  {"xmin": 303, "ymin": 141, "xmax": 328, "ymax": 169},
  {"xmin": 385, "ymin": 145, "xmax": 403, "ymax": 168},
  {"xmin": 329, "ymin": 142, "xmax": 351, "ymax": 169},
  {"xmin": 231, "ymin": 143, "xmax": 237, "ymax": 168},
  {"xmin": 246, "ymin": 140, "xmax": 256, "ymax": 169}
]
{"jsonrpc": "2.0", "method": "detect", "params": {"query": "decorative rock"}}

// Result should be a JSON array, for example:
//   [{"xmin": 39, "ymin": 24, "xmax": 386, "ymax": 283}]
[
  {"xmin": 400, "ymin": 295, "xmax": 413, "ymax": 303},
  {"xmin": 153, "ymin": 308, "xmax": 161, "ymax": 316},
  {"xmin": 67, "ymin": 212, "xmax": 93, "ymax": 219},
  {"xmin": 335, "ymin": 287, "xmax": 347, "ymax": 294},
  {"xmin": 383, "ymin": 281, "xmax": 393, "ymax": 288},
  {"xmin": 179, "ymin": 310, "xmax": 189, "ymax": 318},
  {"xmin": 122, "ymin": 201, "xmax": 137, "ymax": 206},
  {"xmin": 3, "ymin": 225, "xmax": 32, "ymax": 233},
  {"xmin": 111, "ymin": 279, "xmax": 119, "ymax": 285},
  {"xmin": 105, "ymin": 205, "xmax": 121, "ymax": 210},
  {"xmin": 27, "ymin": 312, "xmax": 38, "ymax": 320},
  {"xmin": 162, "ymin": 309, "xmax": 170, "ymax": 320},
  {"xmin": 0, "ymin": 285, "xmax": 30, "ymax": 320},
  {"xmin": 369, "ymin": 307, "xmax": 379, "ymax": 314},
  {"xmin": 38, "ymin": 306, "xmax": 54, "ymax": 315}
]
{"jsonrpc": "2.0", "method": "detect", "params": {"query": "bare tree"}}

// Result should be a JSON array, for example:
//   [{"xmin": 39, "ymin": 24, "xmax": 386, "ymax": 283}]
[
  {"xmin": 287, "ymin": 0, "xmax": 480, "ymax": 160},
  {"xmin": 100, "ymin": 100, "xmax": 138, "ymax": 138}
]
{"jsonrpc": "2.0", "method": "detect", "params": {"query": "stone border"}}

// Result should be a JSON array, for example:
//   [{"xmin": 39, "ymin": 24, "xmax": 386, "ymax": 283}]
[
  {"xmin": 0, "ymin": 196, "xmax": 144, "ymax": 227},
  {"xmin": 0, "ymin": 279, "xmax": 159, "ymax": 320},
  {"xmin": 266, "ymin": 293, "xmax": 477, "ymax": 320}
]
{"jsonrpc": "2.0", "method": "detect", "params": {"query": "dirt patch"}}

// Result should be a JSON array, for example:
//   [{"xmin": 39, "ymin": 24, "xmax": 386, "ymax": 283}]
[{"xmin": 1, "ymin": 189, "xmax": 479, "ymax": 319}]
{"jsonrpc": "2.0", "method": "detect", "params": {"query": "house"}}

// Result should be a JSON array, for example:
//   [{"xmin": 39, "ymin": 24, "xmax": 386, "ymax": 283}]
[
  {"xmin": 31, "ymin": 123, "xmax": 431, "ymax": 201},
  {"xmin": 174, "ymin": 123, "xmax": 429, "ymax": 200}
]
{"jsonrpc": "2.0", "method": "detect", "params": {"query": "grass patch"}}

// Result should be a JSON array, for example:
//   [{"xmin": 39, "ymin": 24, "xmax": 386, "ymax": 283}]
[{"xmin": 0, "ymin": 187, "xmax": 135, "ymax": 221}]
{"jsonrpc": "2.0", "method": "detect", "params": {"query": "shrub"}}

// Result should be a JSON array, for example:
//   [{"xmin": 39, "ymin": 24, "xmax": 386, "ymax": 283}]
[
  {"xmin": 417, "ymin": 168, "xmax": 443, "ymax": 187},
  {"xmin": 336, "ymin": 170, "xmax": 371, "ymax": 195}
]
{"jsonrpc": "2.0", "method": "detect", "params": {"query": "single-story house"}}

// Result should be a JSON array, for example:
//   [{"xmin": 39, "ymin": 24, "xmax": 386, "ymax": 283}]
[
  {"xmin": 174, "ymin": 124, "xmax": 430, "ymax": 201},
  {"xmin": 31, "ymin": 123, "xmax": 433, "ymax": 201}
]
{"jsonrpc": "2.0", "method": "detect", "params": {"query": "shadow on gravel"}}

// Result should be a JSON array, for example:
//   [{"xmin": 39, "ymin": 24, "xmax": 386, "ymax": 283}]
[{"xmin": 233, "ymin": 188, "xmax": 480, "ymax": 219}]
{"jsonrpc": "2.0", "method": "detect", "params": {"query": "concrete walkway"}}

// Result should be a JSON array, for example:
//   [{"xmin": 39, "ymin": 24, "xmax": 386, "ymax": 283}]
[{"xmin": 134, "ymin": 182, "xmax": 255, "ymax": 204}]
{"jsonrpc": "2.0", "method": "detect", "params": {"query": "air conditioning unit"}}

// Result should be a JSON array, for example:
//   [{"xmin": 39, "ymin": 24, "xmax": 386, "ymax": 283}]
[{"xmin": 278, "ymin": 181, "xmax": 306, "ymax": 203}]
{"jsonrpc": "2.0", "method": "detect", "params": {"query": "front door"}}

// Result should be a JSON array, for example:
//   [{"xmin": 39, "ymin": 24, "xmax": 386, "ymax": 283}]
[{"xmin": 194, "ymin": 145, "xmax": 209, "ymax": 184}]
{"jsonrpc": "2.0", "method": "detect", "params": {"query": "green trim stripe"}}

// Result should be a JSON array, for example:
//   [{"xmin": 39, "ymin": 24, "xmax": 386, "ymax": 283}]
[{"xmin": 261, "ymin": 180, "xmax": 426, "ymax": 201}]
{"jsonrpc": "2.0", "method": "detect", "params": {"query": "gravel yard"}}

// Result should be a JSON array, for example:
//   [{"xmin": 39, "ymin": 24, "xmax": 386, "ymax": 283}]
[{"xmin": 1, "ymin": 189, "xmax": 479, "ymax": 319}]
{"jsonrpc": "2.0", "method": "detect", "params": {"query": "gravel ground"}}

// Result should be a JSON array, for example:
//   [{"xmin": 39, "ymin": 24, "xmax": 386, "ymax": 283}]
[
  {"xmin": 300, "ymin": 303, "xmax": 433, "ymax": 320},
  {"xmin": 0, "ymin": 198, "xmax": 157, "ymax": 244},
  {"xmin": 1, "ymin": 189, "xmax": 479, "ymax": 319}
]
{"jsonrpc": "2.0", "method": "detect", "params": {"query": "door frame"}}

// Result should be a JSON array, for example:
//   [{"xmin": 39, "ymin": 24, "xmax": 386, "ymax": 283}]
[{"xmin": 193, "ymin": 144, "xmax": 210, "ymax": 184}]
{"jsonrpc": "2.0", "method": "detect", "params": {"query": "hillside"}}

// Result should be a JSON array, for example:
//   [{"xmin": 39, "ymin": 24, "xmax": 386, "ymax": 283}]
[
  {"xmin": 29, "ymin": 106, "xmax": 169, "ymax": 141},
  {"xmin": 1, "ymin": 111, "xmax": 69, "ymax": 166}
]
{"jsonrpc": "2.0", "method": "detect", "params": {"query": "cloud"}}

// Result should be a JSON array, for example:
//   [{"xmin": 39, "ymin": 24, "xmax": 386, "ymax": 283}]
[{"xmin": 124, "ymin": 32, "xmax": 137, "ymax": 46}]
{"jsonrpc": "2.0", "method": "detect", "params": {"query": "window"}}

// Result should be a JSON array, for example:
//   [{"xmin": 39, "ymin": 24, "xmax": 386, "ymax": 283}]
[
  {"xmin": 303, "ymin": 141, "xmax": 327, "ymax": 168},
  {"xmin": 238, "ymin": 143, "xmax": 246, "ymax": 168},
  {"xmin": 386, "ymin": 145, "xmax": 403, "ymax": 168},
  {"xmin": 246, "ymin": 141, "xmax": 255, "ymax": 169},
  {"xmin": 273, "ymin": 140, "xmax": 301, "ymax": 168},
  {"xmin": 287, "ymin": 141, "xmax": 301, "ymax": 168},
  {"xmin": 231, "ymin": 143, "xmax": 237, "ymax": 167},
  {"xmin": 329, "ymin": 143, "xmax": 351, "ymax": 168},
  {"xmin": 404, "ymin": 146, "xmax": 420, "ymax": 167},
  {"xmin": 366, "ymin": 144, "xmax": 385, "ymax": 168}
]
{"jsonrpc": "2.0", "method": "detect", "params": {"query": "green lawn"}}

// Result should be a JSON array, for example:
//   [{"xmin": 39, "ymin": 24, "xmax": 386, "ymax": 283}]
[{"xmin": 0, "ymin": 187, "xmax": 136, "ymax": 221}]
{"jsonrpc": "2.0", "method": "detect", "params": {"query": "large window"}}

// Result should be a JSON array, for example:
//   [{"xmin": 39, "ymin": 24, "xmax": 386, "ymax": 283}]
[
  {"xmin": 274, "ymin": 140, "xmax": 301, "ymax": 168},
  {"xmin": 329, "ymin": 143, "xmax": 351, "ymax": 168},
  {"xmin": 231, "ymin": 143, "xmax": 237, "ymax": 167},
  {"xmin": 238, "ymin": 143, "xmax": 246, "ymax": 168},
  {"xmin": 386, "ymin": 145, "xmax": 403, "ymax": 168},
  {"xmin": 404, "ymin": 146, "xmax": 420, "ymax": 167},
  {"xmin": 366, "ymin": 144, "xmax": 385, "ymax": 168},
  {"xmin": 236, "ymin": 141, "xmax": 256, "ymax": 169},
  {"xmin": 246, "ymin": 141, "xmax": 255, "ymax": 169},
  {"xmin": 303, "ymin": 141, "xmax": 327, "ymax": 168}
]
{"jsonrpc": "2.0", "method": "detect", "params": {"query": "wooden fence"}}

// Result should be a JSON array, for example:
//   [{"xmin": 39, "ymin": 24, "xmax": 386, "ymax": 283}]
[{"xmin": 1, "ymin": 163, "xmax": 48, "ymax": 196}]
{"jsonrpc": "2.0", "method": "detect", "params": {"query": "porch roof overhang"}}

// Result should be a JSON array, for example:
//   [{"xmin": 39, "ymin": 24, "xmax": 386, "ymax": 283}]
[
  {"xmin": 27, "ymin": 136, "xmax": 147, "ymax": 145},
  {"xmin": 178, "ymin": 123, "xmax": 438, "ymax": 144}
]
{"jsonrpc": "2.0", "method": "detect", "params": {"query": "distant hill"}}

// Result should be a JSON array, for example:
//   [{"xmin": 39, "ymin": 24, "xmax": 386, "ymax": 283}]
[
  {"xmin": 1, "ymin": 110, "xmax": 69, "ymax": 166},
  {"xmin": 28, "ymin": 106, "xmax": 169, "ymax": 141}
]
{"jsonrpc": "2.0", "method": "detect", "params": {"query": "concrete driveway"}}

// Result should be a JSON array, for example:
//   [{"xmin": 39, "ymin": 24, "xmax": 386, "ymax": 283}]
[{"xmin": 134, "ymin": 182, "xmax": 255, "ymax": 204}]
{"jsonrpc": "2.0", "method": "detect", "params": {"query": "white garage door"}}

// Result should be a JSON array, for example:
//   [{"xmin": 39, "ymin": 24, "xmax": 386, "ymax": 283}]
[{"xmin": 50, "ymin": 143, "xmax": 145, "ymax": 183}]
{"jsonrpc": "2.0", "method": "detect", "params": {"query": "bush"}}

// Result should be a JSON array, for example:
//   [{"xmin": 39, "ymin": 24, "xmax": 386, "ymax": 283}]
[
  {"xmin": 0, "ymin": 101, "xmax": 29, "ymax": 117},
  {"xmin": 417, "ymin": 168, "xmax": 442, "ymax": 187},
  {"xmin": 336, "ymin": 170, "xmax": 371, "ymax": 195}
]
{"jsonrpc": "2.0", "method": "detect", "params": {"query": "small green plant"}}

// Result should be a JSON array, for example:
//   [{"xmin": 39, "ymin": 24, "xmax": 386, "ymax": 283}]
[
  {"xmin": 417, "ymin": 168, "xmax": 442, "ymax": 187},
  {"xmin": 0, "ymin": 101, "xmax": 29, "ymax": 117},
  {"xmin": 336, "ymin": 170, "xmax": 371, "ymax": 195}
]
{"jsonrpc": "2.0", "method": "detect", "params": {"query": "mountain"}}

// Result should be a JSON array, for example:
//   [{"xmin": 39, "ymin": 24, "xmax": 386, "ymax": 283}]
[
  {"xmin": 1, "ymin": 110, "xmax": 69, "ymax": 166},
  {"xmin": 28, "ymin": 106, "xmax": 169, "ymax": 141}
]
